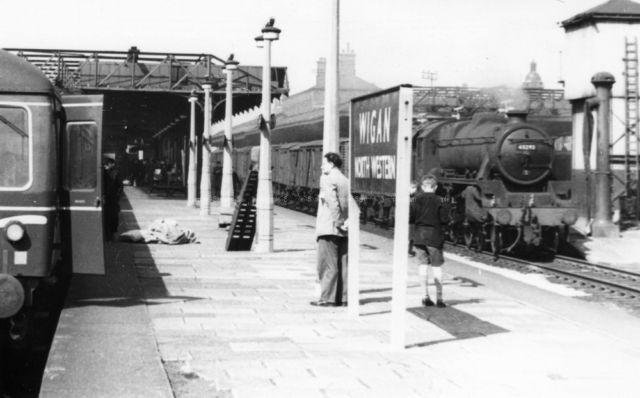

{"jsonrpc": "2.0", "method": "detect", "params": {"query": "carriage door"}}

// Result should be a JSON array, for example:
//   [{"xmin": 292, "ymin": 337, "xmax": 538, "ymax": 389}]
[{"xmin": 61, "ymin": 95, "xmax": 105, "ymax": 275}]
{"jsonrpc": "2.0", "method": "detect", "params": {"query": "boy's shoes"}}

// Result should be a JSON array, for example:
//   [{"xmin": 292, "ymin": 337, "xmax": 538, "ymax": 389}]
[
  {"xmin": 310, "ymin": 300, "xmax": 334, "ymax": 307},
  {"xmin": 408, "ymin": 250, "xmax": 416, "ymax": 257},
  {"xmin": 421, "ymin": 297, "xmax": 435, "ymax": 307},
  {"xmin": 436, "ymin": 300, "xmax": 446, "ymax": 308}
]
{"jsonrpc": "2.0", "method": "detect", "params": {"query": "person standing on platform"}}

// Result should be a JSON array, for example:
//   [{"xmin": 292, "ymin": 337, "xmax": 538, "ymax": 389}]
[
  {"xmin": 212, "ymin": 161, "xmax": 222, "ymax": 199},
  {"xmin": 103, "ymin": 158, "xmax": 123, "ymax": 241},
  {"xmin": 410, "ymin": 174, "xmax": 449, "ymax": 308},
  {"xmin": 311, "ymin": 152, "xmax": 349, "ymax": 307},
  {"xmin": 409, "ymin": 180, "xmax": 420, "ymax": 257}
]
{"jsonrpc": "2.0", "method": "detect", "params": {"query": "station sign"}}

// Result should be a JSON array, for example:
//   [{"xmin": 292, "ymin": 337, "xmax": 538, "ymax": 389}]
[
  {"xmin": 350, "ymin": 87, "xmax": 402, "ymax": 195},
  {"xmin": 349, "ymin": 85, "xmax": 413, "ymax": 349}
]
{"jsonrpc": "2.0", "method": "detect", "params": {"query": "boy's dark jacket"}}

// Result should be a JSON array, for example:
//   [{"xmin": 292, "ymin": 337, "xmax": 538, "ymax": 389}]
[{"xmin": 409, "ymin": 192, "xmax": 449, "ymax": 249}]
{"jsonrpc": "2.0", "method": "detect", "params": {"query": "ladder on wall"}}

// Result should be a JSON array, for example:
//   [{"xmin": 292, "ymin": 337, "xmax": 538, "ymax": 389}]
[{"xmin": 623, "ymin": 37, "xmax": 640, "ymax": 220}]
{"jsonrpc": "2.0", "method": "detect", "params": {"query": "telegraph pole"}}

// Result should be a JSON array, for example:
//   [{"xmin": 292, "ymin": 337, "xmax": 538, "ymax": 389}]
[
  {"xmin": 254, "ymin": 19, "xmax": 281, "ymax": 253},
  {"xmin": 422, "ymin": 70, "xmax": 438, "ymax": 105},
  {"xmin": 323, "ymin": 0, "xmax": 340, "ymax": 155}
]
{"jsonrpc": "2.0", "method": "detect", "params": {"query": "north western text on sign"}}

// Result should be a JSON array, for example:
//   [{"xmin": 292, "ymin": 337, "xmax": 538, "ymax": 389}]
[{"xmin": 354, "ymin": 155, "xmax": 396, "ymax": 179}]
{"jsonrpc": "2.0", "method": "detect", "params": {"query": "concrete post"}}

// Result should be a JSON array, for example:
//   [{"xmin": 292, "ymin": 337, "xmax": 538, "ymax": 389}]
[
  {"xmin": 199, "ymin": 83, "xmax": 212, "ymax": 216},
  {"xmin": 591, "ymin": 72, "xmax": 619, "ymax": 237},
  {"xmin": 322, "ymin": 0, "xmax": 340, "ymax": 155},
  {"xmin": 187, "ymin": 92, "xmax": 198, "ymax": 207},
  {"xmin": 219, "ymin": 59, "xmax": 238, "ymax": 227},
  {"xmin": 254, "ymin": 21, "xmax": 280, "ymax": 253}
]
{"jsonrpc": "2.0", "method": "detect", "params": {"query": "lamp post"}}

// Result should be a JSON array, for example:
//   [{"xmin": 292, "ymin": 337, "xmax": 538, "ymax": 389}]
[
  {"xmin": 254, "ymin": 19, "xmax": 280, "ymax": 253},
  {"xmin": 323, "ymin": 0, "xmax": 340, "ymax": 155},
  {"xmin": 200, "ymin": 82, "xmax": 213, "ymax": 216},
  {"xmin": 187, "ymin": 90, "xmax": 198, "ymax": 207},
  {"xmin": 219, "ymin": 55, "xmax": 239, "ymax": 227}
]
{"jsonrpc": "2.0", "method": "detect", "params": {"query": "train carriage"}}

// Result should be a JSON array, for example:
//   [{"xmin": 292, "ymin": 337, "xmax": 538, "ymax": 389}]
[{"xmin": 0, "ymin": 50, "xmax": 105, "ymax": 324}]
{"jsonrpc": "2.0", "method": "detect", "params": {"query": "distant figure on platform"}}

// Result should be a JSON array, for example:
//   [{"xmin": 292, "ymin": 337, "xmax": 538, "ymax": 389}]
[
  {"xmin": 410, "ymin": 174, "xmax": 449, "ymax": 308},
  {"xmin": 167, "ymin": 163, "xmax": 181, "ymax": 186},
  {"xmin": 311, "ymin": 152, "xmax": 349, "ymax": 307},
  {"xmin": 409, "ymin": 180, "xmax": 420, "ymax": 257},
  {"xmin": 103, "ymin": 158, "xmax": 123, "ymax": 241},
  {"xmin": 462, "ymin": 185, "xmax": 490, "ymax": 246},
  {"xmin": 462, "ymin": 185, "xmax": 488, "ymax": 223},
  {"xmin": 212, "ymin": 161, "xmax": 222, "ymax": 199}
]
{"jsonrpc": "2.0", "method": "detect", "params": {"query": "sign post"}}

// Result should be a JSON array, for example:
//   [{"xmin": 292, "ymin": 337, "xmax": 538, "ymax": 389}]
[{"xmin": 349, "ymin": 85, "xmax": 413, "ymax": 348}]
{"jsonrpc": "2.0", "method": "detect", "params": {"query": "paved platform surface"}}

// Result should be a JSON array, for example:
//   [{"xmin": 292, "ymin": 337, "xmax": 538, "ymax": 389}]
[{"xmin": 42, "ymin": 187, "xmax": 640, "ymax": 397}]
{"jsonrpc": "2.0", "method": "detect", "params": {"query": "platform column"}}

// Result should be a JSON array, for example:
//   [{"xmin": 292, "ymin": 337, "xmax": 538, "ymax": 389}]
[
  {"xmin": 187, "ymin": 91, "xmax": 198, "ymax": 208},
  {"xmin": 591, "ymin": 72, "xmax": 619, "ymax": 237},
  {"xmin": 254, "ymin": 20, "xmax": 281, "ymax": 253},
  {"xmin": 322, "ymin": 0, "xmax": 340, "ymax": 155},
  {"xmin": 219, "ymin": 56, "xmax": 239, "ymax": 227},
  {"xmin": 200, "ymin": 83, "xmax": 212, "ymax": 216}
]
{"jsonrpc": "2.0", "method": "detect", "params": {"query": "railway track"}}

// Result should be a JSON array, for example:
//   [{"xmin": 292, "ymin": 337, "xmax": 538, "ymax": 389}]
[
  {"xmin": 352, "ymin": 216, "xmax": 640, "ymax": 314},
  {"xmin": 444, "ymin": 242, "xmax": 640, "ymax": 314}
]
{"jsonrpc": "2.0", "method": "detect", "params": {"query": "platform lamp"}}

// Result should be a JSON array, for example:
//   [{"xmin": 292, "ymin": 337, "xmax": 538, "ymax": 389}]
[
  {"xmin": 219, "ymin": 54, "xmax": 240, "ymax": 227},
  {"xmin": 254, "ymin": 18, "xmax": 281, "ymax": 253},
  {"xmin": 199, "ymin": 80, "xmax": 213, "ymax": 216},
  {"xmin": 187, "ymin": 90, "xmax": 198, "ymax": 208}
]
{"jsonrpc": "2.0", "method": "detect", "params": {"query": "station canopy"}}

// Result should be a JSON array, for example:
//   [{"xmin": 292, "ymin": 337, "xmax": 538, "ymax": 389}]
[{"xmin": 4, "ymin": 47, "xmax": 289, "ymax": 137}]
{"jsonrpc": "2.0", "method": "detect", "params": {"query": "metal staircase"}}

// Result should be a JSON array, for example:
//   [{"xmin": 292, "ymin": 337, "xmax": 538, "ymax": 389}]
[
  {"xmin": 623, "ymin": 37, "xmax": 640, "ymax": 220},
  {"xmin": 225, "ymin": 170, "xmax": 258, "ymax": 251}
]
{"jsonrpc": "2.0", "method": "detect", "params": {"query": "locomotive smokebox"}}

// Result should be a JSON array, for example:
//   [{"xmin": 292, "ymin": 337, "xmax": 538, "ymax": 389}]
[
  {"xmin": 506, "ymin": 110, "xmax": 528, "ymax": 124},
  {"xmin": 435, "ymin": 113, "xmax": 554, "ymax": 186}
]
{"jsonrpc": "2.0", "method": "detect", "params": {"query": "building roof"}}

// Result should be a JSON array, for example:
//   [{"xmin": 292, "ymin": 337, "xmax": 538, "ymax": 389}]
[{"xmin": 562, "ymin": 0, "xmax": 640, "ymax": 29}]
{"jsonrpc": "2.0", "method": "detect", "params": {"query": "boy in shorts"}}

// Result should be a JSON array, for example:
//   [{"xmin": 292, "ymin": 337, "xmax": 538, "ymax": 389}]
[{"xmin": 409, "ymin": 174, "xmax": 448, "ymax": 307}]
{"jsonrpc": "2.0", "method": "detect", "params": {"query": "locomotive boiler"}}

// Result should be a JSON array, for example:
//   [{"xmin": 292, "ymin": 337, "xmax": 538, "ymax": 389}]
[{"xmin": 414, "ymin": 111, "xmax": 576, "ymax": 254}]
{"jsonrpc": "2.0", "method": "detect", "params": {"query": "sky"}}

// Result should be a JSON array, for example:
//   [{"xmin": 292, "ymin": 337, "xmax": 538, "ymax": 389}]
[{"xmin": 0, "ymin": 0, "xmax": 609, "ymax": 94}]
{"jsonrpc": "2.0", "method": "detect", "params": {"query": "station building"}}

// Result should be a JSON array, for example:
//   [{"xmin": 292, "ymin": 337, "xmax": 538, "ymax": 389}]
[
  {"xmin": 561, "ymin": 0, "xmax": 640, "ymax": 229},
  {"xmin": 210, "ymin": 49, "xmax": 379, "ymax": 158}
]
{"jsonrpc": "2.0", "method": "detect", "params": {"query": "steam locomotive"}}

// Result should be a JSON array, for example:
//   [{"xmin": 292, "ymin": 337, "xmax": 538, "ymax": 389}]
[
  {"xmin": 0, "ymin": 50, "xmax": 105, "ymax": 328},
  {"xmin": 414, "ymin": 111, "xmax": 575, "ymax": 254},
  {"xmin": 212, "ymin": 105, "xmax": 575, "ymax": 256}
]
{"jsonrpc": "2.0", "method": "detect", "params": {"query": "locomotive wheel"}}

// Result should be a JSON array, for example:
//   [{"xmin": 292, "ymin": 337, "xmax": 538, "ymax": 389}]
[
  {"xmin": 549, "ymin": 226, "xmax": 567, "ymax": 254},
  {"xmin": 475, "ymin": 226, "xmax": 486, "ymax": 252},
  {"xmin": 490, "ymin": 226, "xmax": 503, "ymax": 260},
  {"xmin": 464, "ymin": 223, "xmax": 483, "ymax": 252},
  {"xmin": 445, "ymin": 223, "xmax": 457, "ymax": 243},
  {"xmin": 463, "ymin": 224, "xmax": 473, "ymax": 249}
]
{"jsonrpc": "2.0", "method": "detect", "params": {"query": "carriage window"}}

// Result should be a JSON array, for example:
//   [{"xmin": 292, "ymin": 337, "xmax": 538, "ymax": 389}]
[
  {"xmin": 66, "ymin": 123, "xmax": 98, "ymax": 190},
  {"xmin": 0, "ymin": 106, "xmax": 29, "ymax": 188}
]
